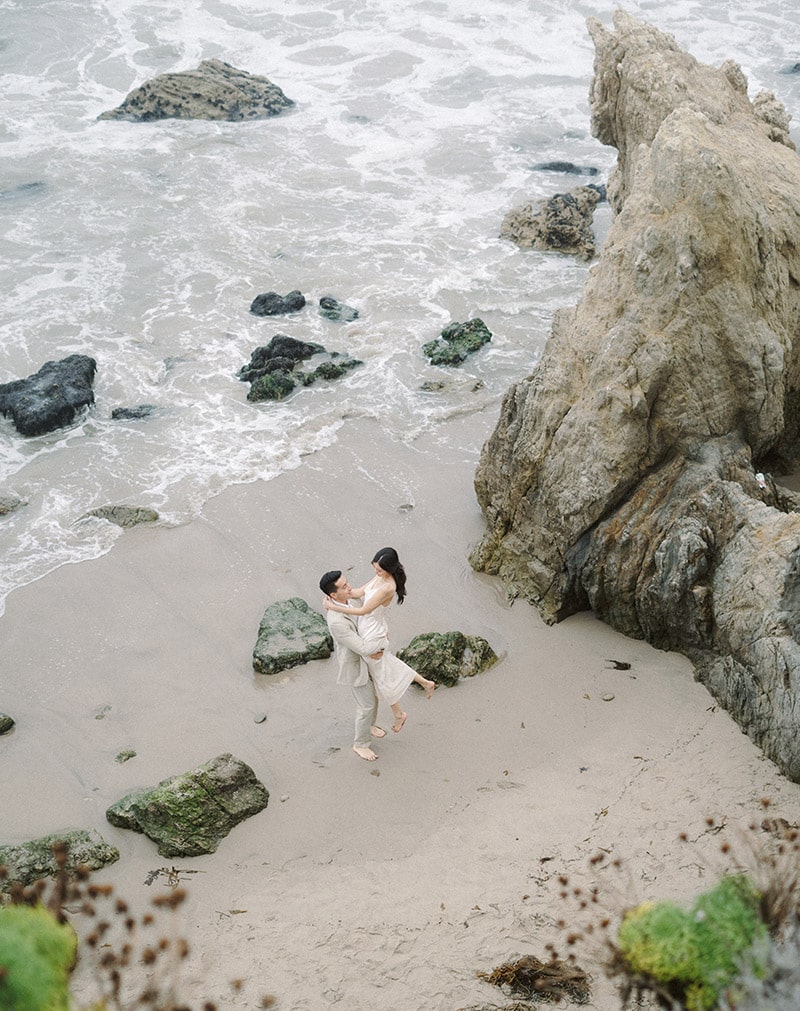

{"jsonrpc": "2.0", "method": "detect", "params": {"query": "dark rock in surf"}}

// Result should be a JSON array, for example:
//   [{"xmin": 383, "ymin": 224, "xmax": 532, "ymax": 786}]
[
  {"xmin": 396, "ymin": 631, "xmax": 499, "ymax": 687},
  {"xmin": 111, "ymin": 404, "xmax": 157, "ymax": 420},
  {"xmin": 319, "ymin": 296, "xmax": 359, "ymax": 322},
  {"xmin": 253, "ymin": 597, "xmax": 333, "ymax": 675},
  {"xmin": 0, "ymin": 713, "xmax": 14, "ymax": 735},
  {"xmin": 106, "ymin": 753, "xmax": 269, "ymax": 857},
  {"xmin": 239, "ymin": 335, "xmax": 322, "ymax": 378},
  {"xmin": 0, "ymin": 355, "xmax": 96, "ymax": 437},
  {"xmin": 500, "ymin": 184, "xmax": 605, "ymax": 260},
  {"xmin": 81, "ymin": 505, "xmax": 159, "ymax": 528},
  {"xmin": 98, "ymin": 58, "xmax": 294, "ymax": 122},
  {"xmin": 239, "ymin": 334, "xmax": 362, "ymax": 402},
  {"xmin": 422, "ymin": 318, "xmax": 492, "ymax": 367},
  {"xmin": 0, "ymin": 830, "xmax": 119, "ymax": 889},
  {"xmin": 0, "ymin": 495, "xmax": 26, "ymax": 517},
  {"xmin": 0, "ymin": 181, "xmax": 46, "ymax": 202},
  {"xmin": 530, "ymin": 161, "xmax": 600, "ymax": 175},
  {"xmin": 249, "ymin": 290, "xmax": 306, "ymax": 317}
]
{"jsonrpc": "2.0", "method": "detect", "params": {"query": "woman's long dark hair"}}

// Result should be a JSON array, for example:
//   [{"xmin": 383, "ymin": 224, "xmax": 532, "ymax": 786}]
[{"xmin": 372, "ymin": 546, "xmax": 406, "ymax": 604}]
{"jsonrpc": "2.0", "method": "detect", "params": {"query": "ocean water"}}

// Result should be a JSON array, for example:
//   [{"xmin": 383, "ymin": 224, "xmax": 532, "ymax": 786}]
[{"xmin": 1, "ymin": 0, "xmax": 798, "ymax": 616}]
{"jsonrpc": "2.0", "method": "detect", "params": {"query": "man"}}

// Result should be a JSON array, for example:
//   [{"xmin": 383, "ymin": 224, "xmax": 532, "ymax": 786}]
[{"xmin": 319, "ymin": 569, "xmax": 386, "ymax": 761}]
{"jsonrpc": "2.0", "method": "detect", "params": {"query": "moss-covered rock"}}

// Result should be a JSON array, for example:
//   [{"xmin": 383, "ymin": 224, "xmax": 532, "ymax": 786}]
[
  {"xmin": 396, "ymin": 631, "xmax": 498, "ymax": 687},
  {"xmin": 253, "ymin": 596, "xmax": 332, "ymax": 675},
  {"xmin": 617, "ymin": 875, "xmax": 768, "ymax": 1011},
  {"xmin": 0, "ymin": 830, "xmax": 119, "ymax": 890},
  {"xmin": 0, "ymin": 713, "xmax": 14, "ymax": 735},
  {"xmin": 106, "ymin": 752, "xmax": 269, "ymax": 858},
  {"xmin": 0, "ymin": 904, "xmax": 77, "ymax": 1010},
  {"xmin": 422, "ymin": 318, "xmax": 492, "ymax": 366}
]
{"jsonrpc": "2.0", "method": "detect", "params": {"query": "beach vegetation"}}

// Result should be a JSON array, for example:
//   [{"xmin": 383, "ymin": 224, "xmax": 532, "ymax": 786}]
[{"xmin": 0, "ymin": 840, "xmax": 276, "ymax": 1010}]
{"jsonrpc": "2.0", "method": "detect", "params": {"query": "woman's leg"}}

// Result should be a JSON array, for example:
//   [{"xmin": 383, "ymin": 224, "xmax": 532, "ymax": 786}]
[
  {"xmin": 391, "ymin": 701, "xmax": 407, "ymax": 733},
  {"xmin": 412, "ymin": 672, "xmax": 436, "ymax": 698}
]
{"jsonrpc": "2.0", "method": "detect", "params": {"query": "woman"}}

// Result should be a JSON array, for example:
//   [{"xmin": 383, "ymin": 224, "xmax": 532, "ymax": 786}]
[{"xmin": 323, "ymin": 546, "xmax": 435, "ymax": 732}]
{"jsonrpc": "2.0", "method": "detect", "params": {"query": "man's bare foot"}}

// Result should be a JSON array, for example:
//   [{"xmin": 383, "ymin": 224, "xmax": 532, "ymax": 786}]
[
  {"xmin": 353, "ymin": 745, "xmax": 378, "ymax": 761},
  {"xmin": 392, "ymin": 711, "xmax": 407, "ymax": 733},
  {"xmin": 370, "ymin": 725, "xmax": 387, "ymax": 738},
  {"xmin": 423, "ymin": 679, "xmax": 436, "ymax": 699}
]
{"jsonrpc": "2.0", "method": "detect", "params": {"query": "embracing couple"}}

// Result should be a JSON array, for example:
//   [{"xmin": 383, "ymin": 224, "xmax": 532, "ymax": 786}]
[{"xmin": 319, "ymin": 546, "xmax": 436, "ymax": 762}]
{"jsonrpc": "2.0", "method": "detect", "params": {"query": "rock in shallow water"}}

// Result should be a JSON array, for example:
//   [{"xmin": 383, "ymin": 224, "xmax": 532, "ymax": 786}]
[
  {"xmin": 0, "ymin": 355, "xmax": 96, "ymax": 437},
  {"xmin": 98, "ymin": 58, "xmax": 295, "ymax": 122}
]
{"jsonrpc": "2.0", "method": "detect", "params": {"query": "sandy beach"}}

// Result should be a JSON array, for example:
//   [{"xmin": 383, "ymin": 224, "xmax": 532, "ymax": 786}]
[{"xmin": 3, "ymin": 410, "xmax": 800, "ymax": 1010}]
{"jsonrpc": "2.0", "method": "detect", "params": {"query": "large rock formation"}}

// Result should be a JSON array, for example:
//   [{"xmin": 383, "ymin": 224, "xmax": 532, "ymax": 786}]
[
  {"xmin": 98, "ymin": 58, "xmax": 294, "ymax": 122},
  {"xmin": 471, "ymin": 11, "xmax": 800, "ymax": 780}
]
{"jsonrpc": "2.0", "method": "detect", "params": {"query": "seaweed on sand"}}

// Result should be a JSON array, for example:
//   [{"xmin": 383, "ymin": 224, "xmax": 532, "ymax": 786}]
[{"xmin": 477, "ymin": 953, "xmax": 592, "ymax": 1005}]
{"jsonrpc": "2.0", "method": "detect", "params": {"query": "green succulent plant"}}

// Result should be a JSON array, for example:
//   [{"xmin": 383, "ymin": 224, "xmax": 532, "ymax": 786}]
[
  {"xmin": 0, "ymin": 903, "xmax": 77, "ymax": 1010},
  {"xmin": 617, "ymin": 875, "xmax": 768, "ymax": 1010}
]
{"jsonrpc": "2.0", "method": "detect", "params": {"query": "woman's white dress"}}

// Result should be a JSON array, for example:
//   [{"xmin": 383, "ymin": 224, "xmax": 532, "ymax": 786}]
[{"xmin": 358, "ymin": 577, "xmax": 418, "ymax": 705}]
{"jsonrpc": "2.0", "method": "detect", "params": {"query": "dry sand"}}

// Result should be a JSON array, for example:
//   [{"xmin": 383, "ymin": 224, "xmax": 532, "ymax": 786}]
[{"xmin": 2, "ymin": 411, "xmax": 799, "ymax": 1009}]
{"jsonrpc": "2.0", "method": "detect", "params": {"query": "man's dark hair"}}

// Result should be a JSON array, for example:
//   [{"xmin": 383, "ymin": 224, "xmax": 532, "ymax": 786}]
[{"xmin": 319, "ymin": 570, "xmax": 342, "ymax": 595}]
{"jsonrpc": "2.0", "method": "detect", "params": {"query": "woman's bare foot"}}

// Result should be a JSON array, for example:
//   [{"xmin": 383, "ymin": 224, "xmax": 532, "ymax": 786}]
[
  {"xmin": 423, "ymin": 678, "xmax": 436, "ymax": 699},
  {"xmin": 370, "ymin": 725, "xmax": 386, "ymax": 738},
  {"xmin": 392, "ymin": 711, "xmax": 407, "ymax": 733},
  {"xmin": 353, "ymin": 745, "xmax": 378, "ymax": 761}
]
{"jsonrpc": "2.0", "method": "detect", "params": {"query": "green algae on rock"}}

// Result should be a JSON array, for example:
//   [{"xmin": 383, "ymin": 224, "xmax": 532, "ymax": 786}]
[
  {"xmin": 422, "ymin": 318, "xmax": 492, "ymax": 366},
  {"xmin": 106, "ymin": 752, "xmax": 269, "ymax": 857},
  {"xmin": 396, "ymin": 631, "xmax": 498, "ymax": 687},
  {"xmin": 0, "ymin": 830, "xmax": 119, "ymax": 889},
  {"xmin": 253, "ymin": 596, "xmax": 332, "ymax": 675}
]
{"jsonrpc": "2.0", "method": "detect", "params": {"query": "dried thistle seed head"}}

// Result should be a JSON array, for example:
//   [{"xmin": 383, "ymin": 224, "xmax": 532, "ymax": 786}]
[
  {"xmin": 721, "ymin": 843, "xmax": 730, "ymax": 853},
  {"xmin": 260, "ymin": 998, "xmax": 277, "ymax": 1009},
  {"xmin": 152, "ymin": 887, "xmax": 187, "ymax": 909},
  {"xmin": 142, "ymin": 913, "xmax": 154, "ymax": 926},
  {"xmin": 558, "ymin": 875, "xmax": 569, "ymax": 885},
  {"xmin": 761, "ymin": 797, "xmax": 772, "ymax": 809},
  {"xmin": 177, "ymin": 938, "xmax": 190, "ymax": 959},
  {"xmin": 141, "ymin": 946, "xmax": 157, "ymax": 965},
  {"xmin": 115, "ymin": 899, "xmax": 128, "ymax": 914}
]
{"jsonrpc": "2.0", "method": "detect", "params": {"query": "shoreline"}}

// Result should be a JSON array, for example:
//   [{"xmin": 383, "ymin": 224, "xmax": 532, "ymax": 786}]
[{"xmin": 3, "ymin": 411, "xmax": 799, "ymax": 1009}]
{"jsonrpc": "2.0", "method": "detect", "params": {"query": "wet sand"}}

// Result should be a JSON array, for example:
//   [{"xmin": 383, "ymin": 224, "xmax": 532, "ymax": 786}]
[{"xmin": 2, "ymin": 412, "xmax": 799, "ymax": 1009}]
